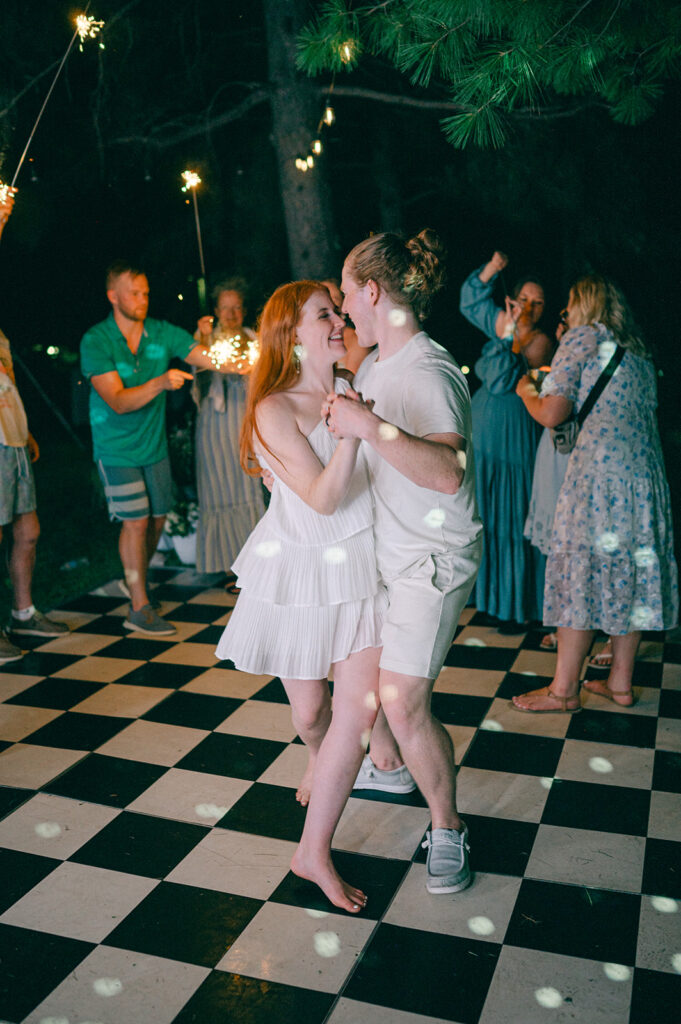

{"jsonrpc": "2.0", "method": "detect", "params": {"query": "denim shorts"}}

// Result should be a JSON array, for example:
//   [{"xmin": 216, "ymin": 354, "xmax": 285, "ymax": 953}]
[
  {"xmin": 0, "ymin": 444, "xmax": 36, "ymax": 526},
  {"xmin": 97, "ymin": 457, "xmax": 173, "ymax": 521}
]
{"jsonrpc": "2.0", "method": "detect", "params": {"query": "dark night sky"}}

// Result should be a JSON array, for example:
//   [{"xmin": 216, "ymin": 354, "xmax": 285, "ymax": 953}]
[{"xmin": 1, "ymin": 0, "xmax": 680, "ymax": 463}]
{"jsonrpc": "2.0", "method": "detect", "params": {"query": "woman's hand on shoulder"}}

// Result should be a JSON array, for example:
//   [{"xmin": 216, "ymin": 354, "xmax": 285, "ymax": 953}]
[{"xmin": 520, "ymin": 329, "xmax": 554, "ymax": 369}]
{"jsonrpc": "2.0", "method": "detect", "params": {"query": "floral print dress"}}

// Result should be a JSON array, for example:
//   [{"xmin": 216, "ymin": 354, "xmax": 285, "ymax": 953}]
[{"xmin": 542, "ymin": 323, "xmax": 678, "ymax": 634}]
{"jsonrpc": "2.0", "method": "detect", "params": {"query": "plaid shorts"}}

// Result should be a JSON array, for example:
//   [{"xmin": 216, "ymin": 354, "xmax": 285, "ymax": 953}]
[
  {"xmin": 97, "ymin": 457, "xmax": 173, "ymax": 521},
  {"xmin": 0, "ymin": 444, "xmax": 36, "ymax": 526}
]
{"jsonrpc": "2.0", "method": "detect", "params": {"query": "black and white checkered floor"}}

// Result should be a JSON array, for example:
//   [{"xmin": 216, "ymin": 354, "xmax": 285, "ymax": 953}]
[{"xmin": 0, "ymin": 564, "xmax": 680, "ymax": 1024}]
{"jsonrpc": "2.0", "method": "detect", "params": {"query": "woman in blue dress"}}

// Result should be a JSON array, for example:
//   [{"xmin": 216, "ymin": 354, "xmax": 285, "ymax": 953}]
[{"xmin": 460, "ymin": 251, "xmax": 553, "ymax": 628}]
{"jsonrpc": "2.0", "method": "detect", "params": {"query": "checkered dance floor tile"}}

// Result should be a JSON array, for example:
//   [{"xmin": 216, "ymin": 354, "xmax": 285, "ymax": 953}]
[{"xmin": 1, "ymin": 566, "xmax": 680, "ymax": 1023}]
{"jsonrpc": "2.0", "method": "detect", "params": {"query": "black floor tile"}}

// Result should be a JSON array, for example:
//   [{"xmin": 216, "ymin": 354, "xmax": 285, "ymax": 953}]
[
  {"xmin": 218, "ymin": 782, "xmax": 306, "ymax": 842},
  {"xmin": 630, "ymin": 660, "xmax": 664, "ymax": 687},
  {"xmin": 541, "ymin": 778, "xmax": 651, "ymax": 836},
  {"xmin": 351, "ymin": 785, "xmax": 427, "ymax": 808},
  {"xmin": 58, "ymin": 594, "xmax": 125, "ymax": 614},
  {"xmin": 520, "ymin": 629, "xmax": 553, "ymax": 652},
  {"xmin": 173, "ymin": 970, "xmax": 333, "ymax": 1024},
  {"xmin": 630, "ymin": 968, "xmax": 681, "ymax": 1024},
  {"xmin": 114, "ymin": 661, "xmax": 205, "ymax": 688},
  {"xmin": 0, "ymin": 650, "xmax": 82, "ymax": 677},
  {"xmin": 189, "ymin": 624, "xmax": 226, "ymax": 645},
  {"xmin": 0, "ymin": 848, "xmax": 60, "ymax": 914},
  {"xmin": 642, "ymin": 838, "xmax": 681, "ymax": 899},
  {"xmin": 43, "ymin": 753, "xmax": 166, "ymax": 807},
  {"xmin": 652, "ymin": 750, "xmax": 681, "ymax": 793},
  {"xmin": 23, "ymin": 711, "xmax": 132, "ymax": 750},
  {"xmin": 658, "ymin": 688, "xmax": 681, "ymax": 719},
  {"xmin": 167, "ymin": 603, "xmax": 228, "ymax": 624},
  {"xmin": 151, "ymin": 583, "xmax": 210, "ymax": 602},
  {"xmin": 431, "ymin": 692, "xmax": 493, "ymax": 727},
  {"xmin": 91, "ymin": 636, "xmax": 176, "ymax": 660},
  {"xmin": 496, "ymin": 671, "xmax": 553, "ymax": 700},
  {"xmin": 178, "ymin": 732, "xmax": 286, "ymax": 780},
  {"xmin": 0, "ymin": 785, "xmax": 33, "ymax": 821},
  {"xmin": 270, "ymin": 852, "xmax": 409, "ymax": 919},
  {"xmin": 69, "ymin": 810, "xmax": 207, "ymax": 877},
  {"xmin": 141, "ymin": 690, "xmax": 242, "ymax": 729},
  {"xmin": 345, "ymin": 922, "xmax": 499, "ymax": 1022},
  {"xmin": 566, "ymin": 708, "xmax": 657, "ymax": 748},
  {"xmin": 662, "ymin": 642, "xmax": 681, "ymax": 664},
  {"xmin": 463, "ymin": 730, "xmax": 564, "ymax": 777},
  {"xmin": 249, "ymin": 677, "xmax": 289, "ymax": 703},
  {"xmin": 4, "ymin": 677, "xmax": 104, "ymax": 710},
  {"xmin": 74, "ymin": 615, "xmax": 128, "ymax": 636},
  {"xmin": 414, "ymin": 814, "xmax": 539, "ymax": 877},
  {"xmin": 444, "ymin": 645, "xmax": 517, "ymax": 672},
  {"xmin": 0, "ymin": 923, "xmax": 94, "ymax": 1022},
  {"xmin": 505, "ymin": 879, "xmax": 640, "ymax": 962},
  {"xmin": 105, "ymin": 881, "xmax": 262, "ymax": 966}
]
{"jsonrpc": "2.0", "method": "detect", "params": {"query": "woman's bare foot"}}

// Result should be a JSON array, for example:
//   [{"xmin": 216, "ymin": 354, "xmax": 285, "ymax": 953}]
[
  {"xmin": 291, "ymin": 848, "xmax": 368, "ymax": 913},
  {"xmin": 296, "ymin": 756, "xmax": 316, "ymax": 806},
  {"xmin": 582, "ymin": 679, "xmax": 636, "ymax": 706}
]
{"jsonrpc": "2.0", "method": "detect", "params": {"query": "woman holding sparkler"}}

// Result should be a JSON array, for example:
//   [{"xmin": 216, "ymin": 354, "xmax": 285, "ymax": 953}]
[
  {"xmin": 215, "ymin": 281, "xmax": 387, "ymax": 913},
  {"xmin": 193, "ymin": 278, "xmax": 264, "ymax": 583}
]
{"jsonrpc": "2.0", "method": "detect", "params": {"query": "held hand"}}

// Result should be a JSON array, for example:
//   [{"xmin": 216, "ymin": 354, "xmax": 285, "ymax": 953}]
[
  {"xmin": 196, "ymin": 315, "xmax": 214, "ymax": 340},
  {"xmin": 27, "ymin": 432, "xmax": 39, "ymax": 463},
  {"xmin": 515, "ymin": 373, "xmax": 538, "ymax": 401},
  {"xmin": 327, "ymin": 392, "xmax": 373, "ymax": 440},
  {"xmin": 161, "ymin": 369, "xmax": 193, "ymax": 391}
]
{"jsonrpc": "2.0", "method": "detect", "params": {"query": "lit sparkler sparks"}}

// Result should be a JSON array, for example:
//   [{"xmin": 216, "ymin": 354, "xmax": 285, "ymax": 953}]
[
  {"xmin": 181, "ymin": 170, "xmax": 202, "ymax": 192},
  {"xmin": 207, "ymin": 334, "xmax": 260, "ymax": 370},
  {"xmin": 180, "ymin": 169, "xmax": 206, "ymax": 285},
  {"xmin": 76, "ymin": 14, "xmax": 105, "ymax": 50},
  {"xmin": 0, "ymin": 182, "xmax": 16, "ymax": 205}
]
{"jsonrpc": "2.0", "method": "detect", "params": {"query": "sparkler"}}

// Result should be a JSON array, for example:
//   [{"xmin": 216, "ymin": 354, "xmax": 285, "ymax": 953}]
[
  {"xmin": 204, "ymin": 334, "xmax": 260, "ymax": 371},
  {"xmin": 8, "ymin": 10, "xmax": 105, "ymax": 191},
  {"xmin": 181, "ymin": 169, "xmax": 207, "ymax": 310}
]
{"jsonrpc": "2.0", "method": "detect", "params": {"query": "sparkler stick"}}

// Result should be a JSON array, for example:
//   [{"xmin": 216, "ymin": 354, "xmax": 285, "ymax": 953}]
[
  {"xmin": 181, "ymin": 169, "xmax": 207, "ymax": 311},
  {"xmin": 9, "ymin": 11, "xmax": 105, "ymax": 189}
]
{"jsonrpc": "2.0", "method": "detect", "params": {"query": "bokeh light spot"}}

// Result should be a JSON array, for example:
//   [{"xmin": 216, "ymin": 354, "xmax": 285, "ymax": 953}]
[
  {"xmin": 378, "ymin": 423, "xmax": 399, "ymax": 441},
  {"xmin": 596, "ymin": 531, "xmax": 619, "ymax": 555},
  {"xmin": 534, "ymin": 987, "xmax": 563, "ymax": 1008},
  {"xmin": 457, "ymin": 450, "xmax": 467, "ymax": 470},
  {"xmin": 388, "ymin": 308, "xmax": 407, "ymax": 327},
  {"xmin": 360, "ymin": 728, "xmax": 371, "ymax": 750},
  {"xmin": 672, "ymin": 952, "xmax": 681, "ymax": 974},
  {"xmin": 34, "ymin": 822, "xmax": 62, "ymax": 839},
  {"xmin": 588, "ymin": 756, "xmax": 614, "ymax": 774},
  {"xmin": 651, "ymin": 896, "xmax": 678, "ymax": 914},
  {"xmin": 363, "ymin": 691, "xmax": 378, "ymax": 710},
  {"xmin": 195, "ymin": 803, "xmax": 229, "ymax": 819},
  {"xmin": 480, "ymin": 719, "xmax": 503, "ymax": 732},
  {"xmin": 305, "ymin": 908, "xmax": 329, "ymax": 919},
  {"xmin": 423, "ymin": 508, "xmax": 446, "ymax": 529},
  {"xmin": 124, "ymin": 568, "xmax": 139, "ymax": 585},
  {"xmin": 540, "ymin": 777, "xmax": 554, "ymax": 790},
  {"xmin": 634, "ymin": 546, "xmax": 656, "ymax": 568},
  {"xmin": 463, "ymin": 637, "xmax": 487, "ymax": 647},
  {"xmin": 93, "ymin": 977, "xmax": 123, "ymax": 997},
  {"xmin": 255, "ymin": 540, "xmax": 281, "ymax": 559},
  {"xmin": 630, "ymin": 604, "xmax": 654, "ymax": 629},
  {"xmin": 467, "ymin": 916, "xmax": 495, "ymax": 936},
  {"xmin": 323, "ymin": 546, "xmax": 347, "ymax": 565},
  {"xmin": 461, "ymin": 364, "xmax": 470, "ymax": 375},
  {"xmin": 382, "ymin": 683, "xmax": 398, "ymax": 703},
  {"xmin": 603, "ymin": 963, "xmax": 631, "ymax": 982},
  {"xmin": 314, "ymin": 931, "xmax": 341, "ymax": 958}
]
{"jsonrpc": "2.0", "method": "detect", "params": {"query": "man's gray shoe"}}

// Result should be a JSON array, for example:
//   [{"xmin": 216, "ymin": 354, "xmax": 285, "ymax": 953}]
[
  {"xmin": 118, "ymin": 579, "xmax": 161, "ymax": 609},
  {"xmin": 123, "ymin": 604, "xmax": 176, "ymax": 636},
  {"xmin": 422, "ymin": 825, "xmax": 472, "ymax": 894},
  {"xmin": 9, "ymin": 611, "xmax": 69, "ymax": 638},
  {"xmin": 353, "ymin": 754, "xmax": 417, "ymax": 794},
  {"xmin": 0, "ymin": 630, "xmax": 23, "ymax": 663}
]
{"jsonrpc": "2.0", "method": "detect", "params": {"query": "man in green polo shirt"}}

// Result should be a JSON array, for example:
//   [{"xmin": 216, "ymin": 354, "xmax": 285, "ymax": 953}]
[{"xmin": 81, "ymin": 261, "xmax": 217, "ymax": 635}]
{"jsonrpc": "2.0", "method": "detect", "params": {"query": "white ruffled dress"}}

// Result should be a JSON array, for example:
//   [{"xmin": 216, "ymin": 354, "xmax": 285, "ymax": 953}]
[{"xmin": 215, "ymin": 397, "xmax": 387, "ymax": 679}]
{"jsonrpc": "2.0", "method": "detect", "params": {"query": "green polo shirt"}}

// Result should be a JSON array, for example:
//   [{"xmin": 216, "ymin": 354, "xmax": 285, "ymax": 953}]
[{"xmin": 80, "ymin": 314, "xmax": 197, "ymax": 467}]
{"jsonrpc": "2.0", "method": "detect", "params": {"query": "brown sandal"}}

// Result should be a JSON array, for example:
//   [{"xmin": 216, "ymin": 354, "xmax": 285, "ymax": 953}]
[
  {"xmin": 512, "ymin": 686, "xmax": 581, "ymax": 714},
  {"xmin": 582, "ymin": 679, "xmax": 637, "ymax": 706}
]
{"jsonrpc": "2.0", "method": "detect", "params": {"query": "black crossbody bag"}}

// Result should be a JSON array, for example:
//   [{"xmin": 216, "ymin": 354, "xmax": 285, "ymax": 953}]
[{"xmin": 550, "ymin": 344, "xmax": 625, "ymax": 454}]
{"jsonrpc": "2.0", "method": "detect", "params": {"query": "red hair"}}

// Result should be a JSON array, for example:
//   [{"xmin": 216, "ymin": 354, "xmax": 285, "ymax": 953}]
[{"xmin": 240, "ymin": 280, "xmax": 326, "ymax": 474}]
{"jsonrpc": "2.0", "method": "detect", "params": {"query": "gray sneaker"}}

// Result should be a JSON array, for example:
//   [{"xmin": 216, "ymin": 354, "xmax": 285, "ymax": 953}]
[
  {"xmin": 353, "ymin": 754, "xmax": 417, "ymax": 793},
  {"xmin": 422, "ymin": 825, "xmax": 472, "ymax": 894},
  {"xmin": 9, "ymin": 610, "xmax": 69, "ymax": 637},
  {"xmin": 0, "ymin": 630, "xmax": 23, "ymax": 663},
  {"xmin": 123, "ymin": 604, "xmax": 176, "ymax": 636}
]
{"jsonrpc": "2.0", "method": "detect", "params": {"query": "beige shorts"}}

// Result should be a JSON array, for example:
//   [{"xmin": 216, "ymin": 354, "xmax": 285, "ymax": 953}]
[{"xmin": 379, "ymin": 540, "xmax": 482, "ymax": 679}]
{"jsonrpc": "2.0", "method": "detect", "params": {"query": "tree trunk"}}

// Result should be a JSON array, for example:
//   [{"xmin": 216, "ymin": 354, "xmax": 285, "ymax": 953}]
[{"xmin": 263, "ymin": 0, "xmax": 341, "ymax": 279}]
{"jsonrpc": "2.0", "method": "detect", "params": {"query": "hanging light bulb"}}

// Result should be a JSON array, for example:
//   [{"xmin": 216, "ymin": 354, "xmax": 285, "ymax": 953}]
[
  {"xmin": 306, "ymin": 155, "xmax": 314, "ymax": 168},
  {"xmin": 324, "ymin": 105, "xmax": 335, "ymax": 126},
  {"xmin": 312, "ymin": 139, "xmax": 323, "ymax": 155}
]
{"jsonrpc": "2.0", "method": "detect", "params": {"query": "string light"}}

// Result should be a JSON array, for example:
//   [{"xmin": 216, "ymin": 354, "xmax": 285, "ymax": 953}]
[
  {"xmin": 295, "ymin": 77, "xmax": 339, "ymax": 174},
  {"xmin": 324, "ymin": 105, "xmax": 335, "ymax": 126}
]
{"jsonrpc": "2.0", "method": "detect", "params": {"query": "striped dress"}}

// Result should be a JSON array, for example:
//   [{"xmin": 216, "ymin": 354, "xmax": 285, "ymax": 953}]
[{"xmin": 194, "ymin": 328, "xmax": 265, "ymax": 572}]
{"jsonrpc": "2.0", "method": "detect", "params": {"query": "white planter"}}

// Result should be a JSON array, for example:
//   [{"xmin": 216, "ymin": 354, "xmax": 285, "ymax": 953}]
[{"xmin": 172, "ymin": 532, "xmax": 197, "ymax": 565}]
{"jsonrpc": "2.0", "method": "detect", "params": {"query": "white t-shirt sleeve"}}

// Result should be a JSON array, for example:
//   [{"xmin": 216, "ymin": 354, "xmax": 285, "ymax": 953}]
[{"xmin": 403, "ymin": 360, "xmax": 470, "ymax": 439}]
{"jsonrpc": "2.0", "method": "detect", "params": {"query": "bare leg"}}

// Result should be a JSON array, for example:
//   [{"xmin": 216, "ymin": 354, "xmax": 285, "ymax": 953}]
[
  {"xmin": 379, "ymin": 669, "xmax": 462, "ymax": 831},
  {"xmin": 512, "ymin": 626, "xmax": 595, "ymax": 710},
  {"xmin": 147, "ymin": 514, "xmax": 166, "ymax": 564},
  {"xmin": 281, "ymin": 677, "xmax": 332, "ymax": 806},
  {"xmin": 366, "ymin": 705, "xmax": 403, "ymax": 770},
  {"xmin": 8, "ymin": 511, "xmax": 40, "ymax": 610},
  {"xmin": 291, "ymin": 645, "xmax": 380, "ymax": 912},
  {"xmin": 119, "ymin": 517, "xmax": 152, "ymax": 611},
  {"xmin": 583, "ymin": 631, "xmax": 640, "ymax": 706}
]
